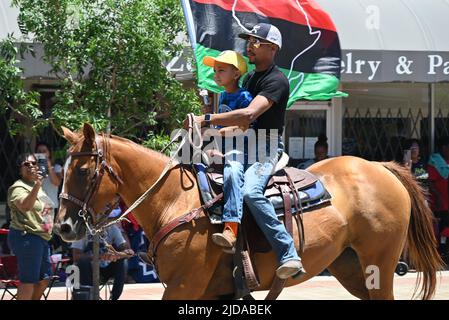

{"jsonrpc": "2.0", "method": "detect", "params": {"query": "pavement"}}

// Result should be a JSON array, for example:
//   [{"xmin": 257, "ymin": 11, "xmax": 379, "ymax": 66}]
[{"xmin": 37, "ymin": 270, "xmax": 449, "ymax": 300}]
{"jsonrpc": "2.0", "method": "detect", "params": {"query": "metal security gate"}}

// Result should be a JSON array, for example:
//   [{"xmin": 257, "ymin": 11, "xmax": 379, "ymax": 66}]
[
  {"xmin": 434, "ymin": 84, "xmax": 449, "ymax": 142},
  {"xmin": 342, "ymin": 83, "xmax": 449, "ymax": 162},
  {"xmin": 0, "ymin": 110, "xmax": 25, "ymax": 202},
  {"xmin": 285, "ymin": 103, "xmax": 330, "ymax": 167},
  {"xmin": 343, "ymin": 107, "xmax": 430, "ymax": 161}
]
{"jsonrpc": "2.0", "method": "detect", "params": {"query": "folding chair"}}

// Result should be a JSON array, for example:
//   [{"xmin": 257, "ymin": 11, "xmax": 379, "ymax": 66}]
[
  {"xmin": 43, "ymin": 257, "xmax": 72, "ymax": 300},
  {"xmin": 0, "ymin": 255, "xmax": 20, "ymax": 300},
  {"xmin": 99, "ymin": 278, "xmax": 114, "ymax": 300}
]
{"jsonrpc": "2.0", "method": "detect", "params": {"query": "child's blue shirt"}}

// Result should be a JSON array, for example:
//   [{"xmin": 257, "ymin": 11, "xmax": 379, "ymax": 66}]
[{"xmin": 216, "ymin": 88, "xmax": 253, "ymax": 129}]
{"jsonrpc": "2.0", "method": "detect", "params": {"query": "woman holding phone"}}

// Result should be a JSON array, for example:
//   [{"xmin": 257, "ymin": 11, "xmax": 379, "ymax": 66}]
[{"xmin": 7, "ymin": 153, "xmax": 55, "ymax": 299}]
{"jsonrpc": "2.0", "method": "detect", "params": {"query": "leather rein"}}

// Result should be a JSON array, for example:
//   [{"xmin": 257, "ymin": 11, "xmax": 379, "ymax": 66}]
[{"xmin": 59, "ymin": 114, "xmax": 210, "ymax": 258}]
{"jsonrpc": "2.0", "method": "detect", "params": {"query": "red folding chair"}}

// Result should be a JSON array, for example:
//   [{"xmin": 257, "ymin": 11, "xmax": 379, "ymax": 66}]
[
  {"xmin": 0, "ymin": 228, "xmax": 72, "ymax": 300},
  {"xmin": 0, "ymin": 255, "xmax": 20, "ymax": 300}
]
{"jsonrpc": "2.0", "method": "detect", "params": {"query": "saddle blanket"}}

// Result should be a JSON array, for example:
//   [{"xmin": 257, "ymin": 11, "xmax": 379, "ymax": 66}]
[{"xmin": 193, "ymin": 163, "xmax": 332, "ymax": 224}]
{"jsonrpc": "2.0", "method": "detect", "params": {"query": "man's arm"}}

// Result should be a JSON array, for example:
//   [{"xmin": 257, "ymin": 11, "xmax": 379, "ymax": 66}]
[{"xmin": 185, "ymin": 95, "xmax": 273, "ymax": 129}]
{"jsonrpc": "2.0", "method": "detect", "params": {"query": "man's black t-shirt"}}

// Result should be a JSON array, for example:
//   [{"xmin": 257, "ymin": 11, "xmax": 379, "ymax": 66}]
[{"xmin": 242, "ymin": 64, "xmax": 289, "ymax": 133}]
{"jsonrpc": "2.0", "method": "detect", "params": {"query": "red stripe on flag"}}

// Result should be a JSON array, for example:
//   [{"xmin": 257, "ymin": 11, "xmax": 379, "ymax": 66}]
[{"xmin": 192, "ymin": 0, "xmax": 337, "ymax": 32}]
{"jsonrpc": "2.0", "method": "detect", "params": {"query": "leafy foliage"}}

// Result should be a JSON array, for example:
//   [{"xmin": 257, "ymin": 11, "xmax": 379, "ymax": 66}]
[
  {"xmin": 2, "ymin": 0, "xmax": 200, "ymax": 146},
  {"xmin": 0, "ymin": 36, "xmax": 42, "ymax": 135}
]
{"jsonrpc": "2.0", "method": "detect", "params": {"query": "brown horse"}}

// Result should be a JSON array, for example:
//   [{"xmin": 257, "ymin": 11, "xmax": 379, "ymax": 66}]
[{"xmin": 56, "ymin": 123, "xmax": 443, "ymax": 300}]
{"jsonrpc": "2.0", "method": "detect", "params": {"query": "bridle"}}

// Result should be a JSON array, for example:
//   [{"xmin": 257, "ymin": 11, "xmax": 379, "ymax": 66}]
[
  {"xmin": 59, "ymin": 133, "xmax": 124, "ymax": 235},
  {"xmin": 58, "ymin": 114, "xmax": 203, "ymax": 236}
]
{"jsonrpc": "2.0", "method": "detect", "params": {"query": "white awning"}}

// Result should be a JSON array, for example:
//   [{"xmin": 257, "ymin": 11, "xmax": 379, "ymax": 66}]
[
  {"xmin": 0, "ymin": 2, "xmax": 22, "ymax": 39},
  {"xmin": 316, "ymin": 0, "xmax": 449, "ymax": 82},
  {"xmin": 315, "ymin": 0, "xmax": 449, "ymax": 52}
]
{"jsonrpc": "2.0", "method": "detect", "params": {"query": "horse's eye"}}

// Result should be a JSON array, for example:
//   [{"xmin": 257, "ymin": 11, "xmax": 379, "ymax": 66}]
[{"xmin": 77, "ymin": 167, "xmax": 89, "ymax": 175}]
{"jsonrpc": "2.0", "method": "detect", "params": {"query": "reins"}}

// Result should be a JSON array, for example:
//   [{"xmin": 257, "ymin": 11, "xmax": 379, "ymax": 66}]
[{"xmin": 60, "ymin": 113, "xmax": 202, "ymax": 235}]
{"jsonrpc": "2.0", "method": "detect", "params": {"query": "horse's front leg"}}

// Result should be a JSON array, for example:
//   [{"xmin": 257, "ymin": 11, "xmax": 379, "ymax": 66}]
[
  {"xmin": 160, "ymin": 260, "xmax": 222, "ymax": 300},
  {"xmin": 158, "ymin": 223, "xmax": 224, "ymax": 300}
]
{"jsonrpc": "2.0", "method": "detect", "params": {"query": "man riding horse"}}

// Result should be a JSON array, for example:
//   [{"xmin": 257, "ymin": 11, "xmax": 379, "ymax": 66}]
[{"xmin": 186, "ymin": 23, "xmax": 305, "ymax": 279}]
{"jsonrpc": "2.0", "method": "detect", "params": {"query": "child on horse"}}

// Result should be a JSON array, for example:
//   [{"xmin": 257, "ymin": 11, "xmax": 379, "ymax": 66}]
[{"xmin": 202, "ymin": 50, "xmax": 253, "ymax": 248}]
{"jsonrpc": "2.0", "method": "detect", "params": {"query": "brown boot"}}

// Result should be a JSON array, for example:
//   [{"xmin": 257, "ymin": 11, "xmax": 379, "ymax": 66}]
[{"xmin": 212, "ymin": 223, "xmax": 237, "ymax": 248}]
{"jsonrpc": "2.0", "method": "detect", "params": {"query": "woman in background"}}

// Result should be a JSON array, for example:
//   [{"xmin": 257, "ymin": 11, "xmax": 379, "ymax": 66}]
[{"xmin": 7, "ymin": 153, "xmax": 55, "ymax": 300}]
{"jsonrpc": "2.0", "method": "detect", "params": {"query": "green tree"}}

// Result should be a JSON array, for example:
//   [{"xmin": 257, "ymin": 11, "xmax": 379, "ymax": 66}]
[
  {"xmin": 3, "ymin": 0, "xmax": 200, "ymax": 144},
  {"xmin": 0, "ymin": 36, "xmax": 42, "ymax": 136}
]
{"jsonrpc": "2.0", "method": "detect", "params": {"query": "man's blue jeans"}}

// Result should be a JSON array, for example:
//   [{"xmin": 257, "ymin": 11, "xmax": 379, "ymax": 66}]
[{"xmin": 221, "ymin": 137, "xmax": 300, "ymax": 265}]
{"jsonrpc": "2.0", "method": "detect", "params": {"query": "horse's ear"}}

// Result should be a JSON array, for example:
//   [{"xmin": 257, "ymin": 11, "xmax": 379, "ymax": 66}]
[
  {"xmin": 83, "ymin": 123, "xmax": 96, "ymax": 145},
  {"xmin": 61, "ymin": 126, "xmax": 77, "ymax": 145}
]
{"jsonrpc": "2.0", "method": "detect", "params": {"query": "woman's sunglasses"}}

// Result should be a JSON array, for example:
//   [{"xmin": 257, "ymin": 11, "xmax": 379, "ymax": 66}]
[{"xmin": 22, "ymin": 161, "xmax": 37, "ymax": 167}]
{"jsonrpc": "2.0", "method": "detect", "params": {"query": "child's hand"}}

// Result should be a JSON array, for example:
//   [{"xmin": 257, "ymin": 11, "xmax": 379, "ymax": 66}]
[
  {"xmin": 205, "ymin": 149, "xmax": 224, "ymax": 158},
  {"xmin": 219, "ymin": 125, "xmax": 248, "ymax": 137},
  {"xmin": 202, "ymin": 104, "xmax": 213, "ymax": 114}
]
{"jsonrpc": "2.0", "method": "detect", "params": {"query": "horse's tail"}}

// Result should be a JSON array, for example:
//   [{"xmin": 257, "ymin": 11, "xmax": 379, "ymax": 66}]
[{"xmin": 382, "ymin": 161, "xmax": 444, "ymax": 300}]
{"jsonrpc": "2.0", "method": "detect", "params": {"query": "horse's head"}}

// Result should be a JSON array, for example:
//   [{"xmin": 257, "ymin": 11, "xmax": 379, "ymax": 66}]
[{"xmin": 55, "ymin": 123, "xmax": 123, "ymax": 242}]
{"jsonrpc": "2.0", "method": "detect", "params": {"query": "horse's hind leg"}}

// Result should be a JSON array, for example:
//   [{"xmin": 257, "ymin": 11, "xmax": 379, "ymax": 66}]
[
  {"xmin": 353, "ymin": 241, "xmax": 403, "ymax": 300},
  {"xmin": 327, "ymin": 247, "xmax": 370, "ymax": 300}
]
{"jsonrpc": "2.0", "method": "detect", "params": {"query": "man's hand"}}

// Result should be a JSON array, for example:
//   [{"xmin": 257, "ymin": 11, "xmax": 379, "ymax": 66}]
[
  {"xmin": 183, "ymin": 114, "xmax": 205, "ymax": 130},
  {"xmin": 101, "ymin": 246, "xmax": 135, "ymax": 262},
  {"xmin": 100, "ymin": 253, "xmax": 119, "ymax": 262},
  {"xmin": 202, "ymin": 104, "xmax": 213, "ymax": 114},
  {"xmin": 122, "ymin": 249, "xmax": 135, "ymax": 258}
]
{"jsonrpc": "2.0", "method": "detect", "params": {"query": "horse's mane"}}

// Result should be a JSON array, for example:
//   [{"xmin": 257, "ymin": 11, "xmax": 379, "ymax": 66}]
[
  {"xmin": 111, "ymin": 135, "xmax": 170, "ymax": 163},
  {"xmin": 69, "ymin": 129, "xmax": 169, "ymax": 163}
]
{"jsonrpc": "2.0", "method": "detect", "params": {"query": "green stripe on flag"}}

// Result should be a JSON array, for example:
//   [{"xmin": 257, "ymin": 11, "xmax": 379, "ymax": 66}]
[
  {"xmin": 284, "ymin": 70, "xmax": 348, "ymax": 107},
  {"xmin": 195, "ymin": 44, "xmax": 347, "ymax": 108}
]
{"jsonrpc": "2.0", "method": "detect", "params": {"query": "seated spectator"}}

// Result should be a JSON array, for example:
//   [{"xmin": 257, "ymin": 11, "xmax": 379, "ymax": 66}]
[
  {"xmin": 118, "ymin": 204, "xmax": 158, "ymax": 283},
  {"xmin": 403, "ymin": 138, "xmax": 428, "ymax": 182},
  {"xmin": 71, "ymin": 224, "xmax": 134, "ymax": 300},
  {"xmin": 298, "ymin": 135, "xmax": 329, "ymax": 169}
]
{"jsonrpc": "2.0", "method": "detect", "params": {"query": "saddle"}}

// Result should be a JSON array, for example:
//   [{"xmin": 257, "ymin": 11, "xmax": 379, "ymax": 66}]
[
  {"xmin": 192, "ymin": 154, "xmax": 332, "ymax": 299},
  {"xmin": 194, "ymin": 156, "xmax": 331, "ymax": 225}
]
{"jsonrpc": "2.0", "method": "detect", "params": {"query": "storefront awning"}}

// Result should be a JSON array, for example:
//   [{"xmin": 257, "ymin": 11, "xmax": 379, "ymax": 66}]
[
  {"xmin": 0, "ymin": 2, "xmax": 22, "ymax": 40},
  {"xmin": 316, "ymin": 0, "xmax": 449, "ymax": 82},
  {"xmin": 2, "ymin": 0, "xmax": 448, "ymax": 83}
]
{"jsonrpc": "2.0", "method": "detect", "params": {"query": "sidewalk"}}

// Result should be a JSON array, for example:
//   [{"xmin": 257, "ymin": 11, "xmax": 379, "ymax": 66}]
[{"xmin": 41, "ymin": 271, "xmax": 449, "ymax": 300}]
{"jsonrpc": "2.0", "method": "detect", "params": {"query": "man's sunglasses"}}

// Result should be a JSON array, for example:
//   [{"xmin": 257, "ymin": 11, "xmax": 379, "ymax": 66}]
[
  {"xmin": 22, "ymin": 161, "xmax": 37, "ymax": 167},
  {"xmin": 247, "ymin": 38, "xmax": 272, "ymax": 49}
]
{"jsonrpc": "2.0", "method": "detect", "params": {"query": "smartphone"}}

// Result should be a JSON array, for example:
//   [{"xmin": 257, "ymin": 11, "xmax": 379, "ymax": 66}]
[
  {"xmin": 35, "ymin": 153, "xmax": 49, "ymax": 178},
  {"xmin": 403, "ymin": 149, "xmax": 411, "ymax": 164}
]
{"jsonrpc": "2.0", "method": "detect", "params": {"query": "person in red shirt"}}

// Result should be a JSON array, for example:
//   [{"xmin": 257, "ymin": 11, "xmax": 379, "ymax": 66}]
[{"xmin": 427, "ymin": 137, "xmax": 449, "ymax": 262}]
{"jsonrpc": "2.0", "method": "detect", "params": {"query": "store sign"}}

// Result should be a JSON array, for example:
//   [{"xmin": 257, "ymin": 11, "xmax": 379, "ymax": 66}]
[
  {"xmin": 166, "ymin": 47, "xmax": 194, "ymax": 78},
  {"xmin": 341, "ymin": 50, "xmax": 449, "ymax": 82}
]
